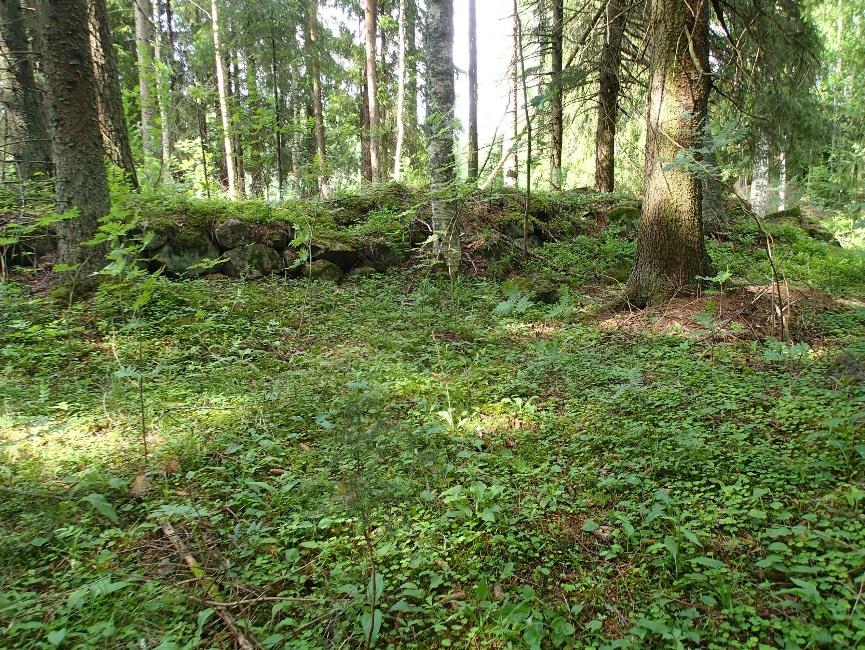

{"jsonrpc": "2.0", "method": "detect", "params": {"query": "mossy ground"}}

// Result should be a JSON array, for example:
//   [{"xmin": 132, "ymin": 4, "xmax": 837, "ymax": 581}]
[{"xmin": 1, "ymin": 190, "xmax": 864, "ymax": 649}]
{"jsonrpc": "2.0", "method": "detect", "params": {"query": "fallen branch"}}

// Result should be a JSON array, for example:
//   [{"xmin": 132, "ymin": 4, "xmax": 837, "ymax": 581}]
[{"xmin": 160, "ymin": 521, "xmax": 260, "ymax": 650}]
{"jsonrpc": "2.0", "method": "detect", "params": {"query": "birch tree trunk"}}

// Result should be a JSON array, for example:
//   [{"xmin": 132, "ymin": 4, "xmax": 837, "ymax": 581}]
[
  {"xmin": 426, "ymin": 0, "xmax": 460, "ymax": 275},
  {"xmin": 211, "ymin": 0, "xmax": 235, "ymax": 198},
  {"xmin": 594, "ymin": 0, "xmax": 627, "ymax": 193},
  {"xmin": 364, "ymin": 0, "xmax": 380, "ymax": 182},
  {"xmin": 393, "ymin": 0, "xmax": 406, "ymax": 180},
  {"xmin": 623, "ymin": 0, "xmax": 710, "ymax": 306},
  {"xmin": 134, "ymin": 0, "xmax": 158, "ymax": 163},
  {"xmin": 42, "ymin": 0, "xmax": 109, "ymax": 280},
  {"xmin": 467, "ymin": 0, "xmax": 478, "ymax": 180}
]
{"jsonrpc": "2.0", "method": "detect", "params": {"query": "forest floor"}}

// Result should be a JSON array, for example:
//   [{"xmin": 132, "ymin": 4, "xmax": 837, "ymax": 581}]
[{"xmin": 1, "ymin": 195, "xmax": 865, "ymax": 649}]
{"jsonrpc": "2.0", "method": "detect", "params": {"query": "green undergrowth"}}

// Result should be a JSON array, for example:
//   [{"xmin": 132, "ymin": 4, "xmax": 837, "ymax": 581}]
[{"xmin": 2, "ymin": 258, "xmax": 865, "ymax": 648}]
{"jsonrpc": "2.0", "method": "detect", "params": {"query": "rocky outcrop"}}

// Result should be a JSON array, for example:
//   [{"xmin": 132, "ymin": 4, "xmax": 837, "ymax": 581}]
[
  {"xmin": 222, "ymin": 243, "xmax": 283, "ymax": 279},
  {"xmin": 150, "ymin": 228, "xmax": 220, "ymax": 277}
]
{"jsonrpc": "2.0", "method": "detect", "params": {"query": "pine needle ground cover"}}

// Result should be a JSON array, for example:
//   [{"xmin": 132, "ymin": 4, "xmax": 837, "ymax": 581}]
[{"xmin": 2, "ymin": 227, "xmax": 865, "ymax": 648}]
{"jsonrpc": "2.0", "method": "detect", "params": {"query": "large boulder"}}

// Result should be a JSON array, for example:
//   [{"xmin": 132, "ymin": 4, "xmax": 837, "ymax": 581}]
[
  {"xmin": 312, "ymin": 239, "xmax": 361, "ymax": 270},
  {"xmin": 364, "ymin": 240, "xmax": 404, "ymax": 271},
  {"xmin": 151, "ymin": 229, "xmax": 220, "ymax": 277},
  {"xmin": 214, "ymin": 218, "xmax": 252, "ymax": 250},
  {"xmin": 222, "ymin": 243, "xmax": 283, "ymax": 279},
  {"xmin": 304, "ymin": 259, "xmax": 343, "ymax": 281}
]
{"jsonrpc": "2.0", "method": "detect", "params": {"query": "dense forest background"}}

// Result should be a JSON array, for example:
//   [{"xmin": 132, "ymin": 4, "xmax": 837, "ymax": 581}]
[{"xmin": 2, "ymin": 1, "xmax": 865, "ymax": 649}]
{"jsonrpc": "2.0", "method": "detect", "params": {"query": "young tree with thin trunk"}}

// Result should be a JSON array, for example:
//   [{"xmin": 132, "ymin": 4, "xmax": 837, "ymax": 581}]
[
  {"xmin": 364, "ymin": 0, "xmax": 380, "ymax": 182},
  {"xmin": 306, "ymin": 0, "xmax": 328, "ymax": 195},
  {"xmin": 393, "ymin": 0, "xmax": 406, "ymax": 180},
  {"xmin": 594, "ymin": 0, "xmax": 627, "ymax": 193},
  {"xmin": 426, "ymin": 0, "xmax": 460, "ymax": 275},
  {"xmin": 152, "ymin": 0, "xmax": 172, "ymax": 173},
  {"xmin": 404, "ymin": 0, "xmax": 419, "ymax": 167},
  {"xmin": 360, "ymin": 58, "xmax": 372, "ymax": 183},
  {"xmin": 623, "ymin": 0, "xmax": 710, "ymax": 306},
  {"xmin": 211, "ymin": 0, "xmax": 235, "ymax": 198},
  {"xmin": 467, "ymin": 0, "xmax": 478, "ymax": 180},
  {"xmin": 549, "ymin": 0, "xmax": 563, "ymax": 189},
  {"xmin": 1, "ymin": 0, "xmax": 53, "ymax": 180},
  {"xmin": 270, "ymin": 30, "xmax": 284, "ymax": 198},
  {"xmin": 134, "ymin": 0, "xmax": 158, "ymax": 163},
  {"xmin": 42, "ymin": 0, "xmax": 110, "ymax": 280},
  {"xmin": 89, "ymin": 0, "xmax": 138, "ymax": 187}
]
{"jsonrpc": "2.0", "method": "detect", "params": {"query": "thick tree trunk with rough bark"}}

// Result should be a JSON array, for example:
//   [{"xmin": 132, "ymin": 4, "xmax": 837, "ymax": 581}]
[
  {"xmin": 425, "ymin": 0, "xmax": 460, "ymax": 274},
  {"xmin": 624, "ymin": 0, "xmax": 710, "ymax": 306},
  {"xmin": 134, "ymin": 0, "xmax": 158, "ymax": 162},
  {"xmin": 467, "ymin": 0, "xmax": 478, "ymax": 180},
  {"xmin": 88, "ymin": 0, "xmax": 137, "ymax": 186},
  {"xmin": 42, "ymin": 0, "xmax": 109, "ymax": 279},
  {"xmin": 549, "ymin": 0, "xmax": 563, "ymax": 189},
  {"xmin": 594, "ymin": 0, "xmax": 627, "ymax": 193},
  {"xmin": 0, "ymin": 0, "xmax": 52, "ymax": 179},
  {"xmin": 364, "ymin": 0, "xmax": 380, "ymax": 181},
  {"xmin": 211, "ymin": 0, "xmax": 235, "ymax": 198},
  {"xmin": 306, "ymin": 0, "xmax": 328, "ymax": 195}
]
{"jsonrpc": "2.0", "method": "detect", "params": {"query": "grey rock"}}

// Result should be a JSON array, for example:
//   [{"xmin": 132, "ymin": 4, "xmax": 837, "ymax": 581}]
[
  {"xmin": 152, "ymin": 229, "xmax": 220, "ymax": 277},
  {"xmin": 305, "ymin": 259, "xmax": 343, "ymax": 281},
  {"xmin": 312, "ymin": 239, "xmax": 361, "ymax": 271},
  {"xmin": 214, "ymin": 218, "xmax": 251, "ymax": 250},
  {"xmin": 222, "ymin": 243, "xmax": 282, "ymax": 279}
]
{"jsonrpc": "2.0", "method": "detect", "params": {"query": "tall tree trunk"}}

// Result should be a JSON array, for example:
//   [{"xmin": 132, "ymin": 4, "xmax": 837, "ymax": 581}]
[
  {"xmin": 467, "ymin": 0, "xmax": 478, "ymax": 180},
  {"xmin": 750, "ymin": 136, "xmax": 769, "ymax": 217},
  {"xmin": 360, "ymin": 59, "xmax": 372, "ymax": 183},
  {"xmin": 88, "ymin": 0, "xmax": 137, "ymax": 187},
  {"xmin": 134, "ymin": 0, "xmax": 158, "ymax": 163},
  {"xmin": 549, "ymin": 0, "xmax": 563, "ymax": 189},
  {"xmin": 594, "ymin": 0, "xmax": 627, "ymax": 193},
  {"xmin": 623, "ymin": 0, "xmax": 710, "ymax": 306},
  {"xmin": 364, "ymin": 0, "xmax": 380, "ymax": 181},
  {"xmin": 504, "ymin": 13, "xmax": 519, "ymax": 188},
  {"xmin": 42, "ymin": 0, "xmax": 109, "ymax": 280},
  {"xmin": 393, "ymin": 0, "xmax": 406, "ymax": 180},
  {"xmin": 306, "ymin": 0, "xmax": 328, "ymax": 195},
  {"xmin": 378, "ymin": 12, "xmax": 391, "ymax": 168},
  {"xmin": 196, "ymin": 99, "xmax": 211, "ymax": 198},
  {"xmin": 152, "ymin": 0, "xmax": 172, "ymax": 174},
  {"xmin": 426, "ymin": 0, "xmax": 460, "ymax": 275},
  {"xmin": 404, "ymin": 0, "xmax": 418, "ymax": 167},
  {"xmin": 0, "ymin": 0, "xmax": 52, "ymax": 179},
  {"xmin": 270, "ymin": 31, "xmax": 284, "ymax": 199},
  {"xmin": 230, "ymin": 50, "xmax": 245, "ymax": 197},
  {"xmin": 211, "ymin": 0, "xmax": 235, "ymax": 198}
]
